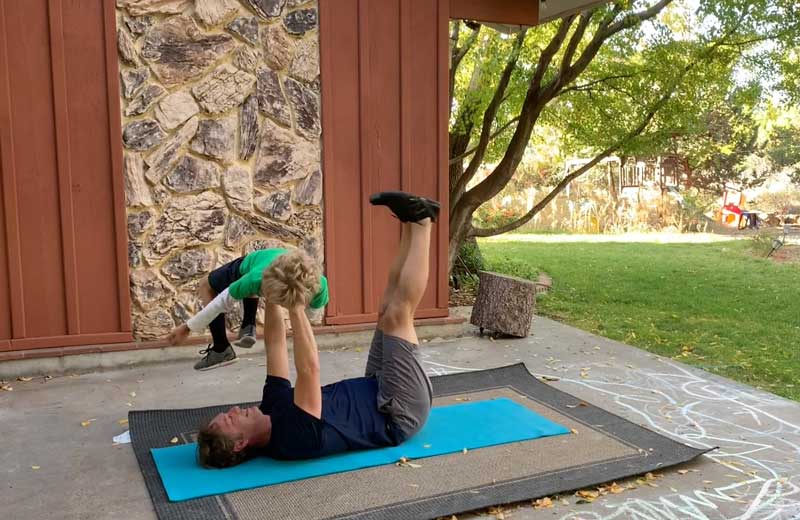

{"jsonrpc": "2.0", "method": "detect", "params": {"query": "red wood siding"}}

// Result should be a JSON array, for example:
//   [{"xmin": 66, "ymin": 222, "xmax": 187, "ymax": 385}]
[
  {"xmin": 0, "ymin": 0, "xmax": 131, "ymax": 350},
  {"xmin": 319, "ymin": 0, "xmax": 450, "ymax": 325}
]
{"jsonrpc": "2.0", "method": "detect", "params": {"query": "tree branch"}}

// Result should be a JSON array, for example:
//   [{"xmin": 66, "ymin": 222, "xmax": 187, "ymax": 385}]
[
  {"xmin": 451, "ymin": 30, "xmax": 527, "ymax": 210},
  {"xmin": 559, "ymin": 12, "xmax": 593, "ymax": 78},
  {"xmin": 449, "ymin": 22, "xmax": 481, "ymax": 112},
  {"xmin": 449, "ymin": 116, "xmax": 521, "ymax": 165},
  {"xmin": 556, "ymin": 72, "xmax": 641, "ymax": 97}
]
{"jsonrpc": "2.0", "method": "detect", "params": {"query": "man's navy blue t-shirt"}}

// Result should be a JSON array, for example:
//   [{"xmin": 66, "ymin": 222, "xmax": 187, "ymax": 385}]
[{"xmin": 258, "ymin": 375, "xmax": 398, "ymax": 460}]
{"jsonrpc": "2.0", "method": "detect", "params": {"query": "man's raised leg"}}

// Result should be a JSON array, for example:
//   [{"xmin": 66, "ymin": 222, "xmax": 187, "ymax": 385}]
[
  {"xmin": 366, "ymin": 222, "xmax": 412, "ymax": 377},
  {"xmin": 377, "ymin": 218, "xmax": 432, "ymax": 344}
]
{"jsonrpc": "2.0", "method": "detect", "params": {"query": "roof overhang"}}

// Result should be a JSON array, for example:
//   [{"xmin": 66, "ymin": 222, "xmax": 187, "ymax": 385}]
[{"xmin": 450, "ymin": 0, "xmax": 612, "ymax": 32}]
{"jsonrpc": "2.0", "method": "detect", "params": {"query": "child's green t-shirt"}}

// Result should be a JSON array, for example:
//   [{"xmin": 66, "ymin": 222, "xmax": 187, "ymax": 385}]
[{"xmin": 228, "ymin": 249, "xmax": 329, "ymax": 309}]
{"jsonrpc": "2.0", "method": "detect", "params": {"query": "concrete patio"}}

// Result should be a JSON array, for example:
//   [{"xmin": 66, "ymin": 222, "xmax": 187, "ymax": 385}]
[{"xmin": 2, "ymin": 314, "xmax": 799, "ymax": 520}]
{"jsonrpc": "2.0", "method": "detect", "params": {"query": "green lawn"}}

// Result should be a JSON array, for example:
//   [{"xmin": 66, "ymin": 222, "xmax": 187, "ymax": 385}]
[{"xmin": 480, "ymin": 238, "xmax": 800, "ymax": 401}]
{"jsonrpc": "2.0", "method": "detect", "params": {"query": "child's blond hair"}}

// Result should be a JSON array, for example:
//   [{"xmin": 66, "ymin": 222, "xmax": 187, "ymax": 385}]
[{"xmin": 261, "ymin": 249, "xmax": 321, "ymax": 308}]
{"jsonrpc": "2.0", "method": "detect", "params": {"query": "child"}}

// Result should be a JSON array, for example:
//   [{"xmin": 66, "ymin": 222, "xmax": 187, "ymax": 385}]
[{"xmin": 166, "ymin": 248, "xmax": 328, "ymax": 370}]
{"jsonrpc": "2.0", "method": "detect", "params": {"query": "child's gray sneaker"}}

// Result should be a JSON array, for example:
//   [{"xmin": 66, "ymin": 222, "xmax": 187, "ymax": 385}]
[
  {"xmin": 234, "ymin": 324, "xmax": 256, "ymax": 349},
  {"xmin": 194, "ymin": 345, "xmax": 237, "ymax": 371}
]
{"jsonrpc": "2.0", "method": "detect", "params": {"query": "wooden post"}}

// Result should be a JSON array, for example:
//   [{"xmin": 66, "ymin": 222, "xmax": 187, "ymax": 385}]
[{"xmin": 470, "ymin": 271, "xmax": 536, "ymax": 337}]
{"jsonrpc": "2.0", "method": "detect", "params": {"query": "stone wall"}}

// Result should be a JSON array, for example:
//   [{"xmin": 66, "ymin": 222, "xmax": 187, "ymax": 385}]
[{"xmin": 116, "ymin": 0, "xmax": 323, "ymax": 340}]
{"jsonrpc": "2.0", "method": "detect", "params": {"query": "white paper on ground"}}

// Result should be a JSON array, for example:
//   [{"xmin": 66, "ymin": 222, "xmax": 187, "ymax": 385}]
[{"xmin": 113, "ymin": 430, "xmax": 131, "ymax": 444}]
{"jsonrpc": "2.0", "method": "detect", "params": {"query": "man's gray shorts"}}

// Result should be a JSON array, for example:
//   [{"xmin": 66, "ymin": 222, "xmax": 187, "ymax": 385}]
[{"xmin": 365, "ymin": 329, "xmax": 433, "ymax": 442}]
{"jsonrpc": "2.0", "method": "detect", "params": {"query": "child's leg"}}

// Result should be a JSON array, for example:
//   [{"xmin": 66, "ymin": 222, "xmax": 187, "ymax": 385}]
[{"xmin": 198, "ymin": 276, "xmax": 231, "ymax": 353}]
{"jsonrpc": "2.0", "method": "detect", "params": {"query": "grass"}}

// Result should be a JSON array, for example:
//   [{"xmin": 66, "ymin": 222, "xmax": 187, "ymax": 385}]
[{"xmin": 480, "ymin": 238, "xmax": 800, "ymax": 401}]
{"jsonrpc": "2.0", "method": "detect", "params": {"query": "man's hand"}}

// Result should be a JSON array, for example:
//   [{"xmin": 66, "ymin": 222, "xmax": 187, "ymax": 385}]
[{"xmin": 166, "ymin": 323, "xmax": 191, "ymax": 346}]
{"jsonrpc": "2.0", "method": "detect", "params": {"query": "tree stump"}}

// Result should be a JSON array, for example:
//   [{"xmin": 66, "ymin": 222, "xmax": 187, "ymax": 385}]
[{"xmin": 470, "ymin": 271, "xmax": 536, "ymax": 338}]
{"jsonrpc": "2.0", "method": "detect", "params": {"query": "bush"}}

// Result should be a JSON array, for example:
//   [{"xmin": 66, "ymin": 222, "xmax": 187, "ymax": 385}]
[
  {"xmin": 451, "ymin": 237, "xmax": 485, "ymax": 289},
  {"xmin": 484, "ymin": 255, "xmax": 539, "ymax": 282}
]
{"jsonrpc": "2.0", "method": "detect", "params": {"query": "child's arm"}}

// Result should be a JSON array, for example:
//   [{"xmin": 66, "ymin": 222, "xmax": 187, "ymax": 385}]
[{"xmin": 165, "ymin": 289, "xmax": 238, "ymax": 345}]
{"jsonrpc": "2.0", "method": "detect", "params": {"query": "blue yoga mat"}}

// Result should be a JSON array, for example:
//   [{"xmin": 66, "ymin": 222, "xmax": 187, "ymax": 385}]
[{"xmin": 152, "ymin": 397, "xmax": 570, "ymax": 501}]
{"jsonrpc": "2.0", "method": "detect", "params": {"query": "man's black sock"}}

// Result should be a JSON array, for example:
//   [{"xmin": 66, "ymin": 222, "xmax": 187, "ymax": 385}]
[
  {"xmin": 210, "ymin": 315, "xmax": 230, "ymax": 353},
  {"xmin": 242, "ymin": 298, "xmax": 258, "ymax": 328}
]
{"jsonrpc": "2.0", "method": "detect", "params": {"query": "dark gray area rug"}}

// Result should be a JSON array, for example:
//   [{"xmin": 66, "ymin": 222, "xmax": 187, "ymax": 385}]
[{"xmin": 130, "ymin": 363, "xmax": 711, "ymax": 520}]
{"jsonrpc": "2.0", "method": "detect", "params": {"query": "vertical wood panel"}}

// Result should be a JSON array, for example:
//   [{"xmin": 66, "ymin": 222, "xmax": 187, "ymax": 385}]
[
  {"xmin": 401, "ymin": 0, "xmax": 440, "ymax": 312},
  {"xmin": 0, "ymin": 131, "xmax": 11, "ymax": 341},
  {"xmin": 62, "ymin": 0, "xmax": 123, "ymax": 334},
  {"xmin": 4, "ymin": 0, "xmax": 68, "ymax": 338},
  {"xmin": 436, "ymin": 0, "xmax": 450, "ymax": 309},
  {"xmin": 321, "ymin": 0, "xmax": 449, "ymax": 324},
  {"xmin": 320, "ymin": 0, "xmax": 365, "ymax": 318},
  {"xmin": 47, "ymin": 0, "xmax": 80, "ymax": 334},
  {"xmin": 362, "ymin": 0, "xmax": 402, "ymax": 313},
  {"xmin": 102, "ymin": 0, "xmax": 132, "ymax": 333},
  {"xmin": 0, "ymin": 0, "xmax": 24, "ymax": 339}
]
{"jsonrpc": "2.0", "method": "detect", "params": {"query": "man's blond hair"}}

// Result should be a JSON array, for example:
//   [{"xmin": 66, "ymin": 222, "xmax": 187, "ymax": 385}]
[{"xmin": 261, "ymin": 249, "xmax": 321, "ymax": 308}]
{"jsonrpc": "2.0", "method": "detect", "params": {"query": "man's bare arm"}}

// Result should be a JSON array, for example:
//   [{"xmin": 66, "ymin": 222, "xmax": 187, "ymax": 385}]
[
  {"xmin": 288, "ymin": 305, "xmax": 322, "ymax": 418},
  {"xmin": 264, "ymin": 303, "xmax": 290, "ymax": 379}
]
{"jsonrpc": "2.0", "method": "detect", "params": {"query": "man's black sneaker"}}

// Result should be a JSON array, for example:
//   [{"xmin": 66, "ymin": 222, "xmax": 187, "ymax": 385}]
[{"xmin": 369, "ymin": 191, "xmax": 440, "ymax": 223}]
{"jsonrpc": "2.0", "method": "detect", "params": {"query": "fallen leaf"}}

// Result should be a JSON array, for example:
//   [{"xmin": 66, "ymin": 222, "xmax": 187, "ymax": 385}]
[
  {"xmin": 0, "ymin": 384, "xmax": 12, "ymax": 392},
  {"xmin": 125, "ymin": 402, "xmax": 133, "ymax": 407},
  {"xmin": 702, "ymin": 480, "xmax": 713, "ymax": 484},
  {"xmin": 533, "ymin": 497, "xmax": 553, "ymax": 509},
  {"xmin": 647, "ymin": 482, "xmax": 659, "ymax": 488},
  {"xmin": 44, "ymin": 375, "xmax": 53, "ymax": 381},
  {"xmin": 129, "ymin": 392, "xmax": 136, "ymax": 398},
  {"xmin": 170, "ymin": 437, "xmax": 179, "ymax": 444},
  {"xmin": 570, "ymin": 428, "xmax": 579, "ymax": 435},
  {"xmin": 354, "ymin": 348, "xmax": 362, "ymax": 352},
  {"xmin": 540, "ymin": 375, "xmax": 560, "ymax": 382},
  {"xmin": 80, "ymin": 419, "xmax": 96, "ymax": 427},
  {"xmin": 677, "ymin": 469, "xmax": 689, "ymax": 475},
  {"xmin": 117, "ymin": 419, "xmax": 129, "ymax": 425},
  {"xmin": 560, "ymin": 499, "xmax": 570, "ymax": 506},
  {"xmin": 575, "ymin": 489, "xmax": 600, "ymax": 500},
  {"xmin": 489, "ymin": 337, "xmax": 495, "ymax": 342},
  {"xmin": 17, "ymin": 376, "xmax": 33, "ymax": 382},
  {"xmin": 31, "ymin": 465, "xmax": 40, "ymax": 470},
  {"xmin": 645, "ymin": 472, "xmax": 657, "ymax": 481},
  {"xmin": 609, "ymin": 482, "xmax": 625, "ymax": 494}
]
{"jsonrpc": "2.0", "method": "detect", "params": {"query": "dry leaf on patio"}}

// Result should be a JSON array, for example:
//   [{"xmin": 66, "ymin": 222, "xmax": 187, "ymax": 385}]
[
  {"xmin": 677, "ymin": 469, "xmax": 689, "ymax": 475},
  {"xmin": 17, "ymin": 376, "xmax": 32, "ymax": 382},
  {"xmin": 570, "ymin": 428, "xmax": 579, "ymax": 435},
  {"xmin": 608, "ymin": 482, "xmax": 625, "ymax": 494},
  {"xmin": 129, "ymin": 392, "xmax": 136, "ymax": 398},
  {"xmin": 540, "ymin": 375, "xmax": 560, "ymax": 382},
  {"xmin": 487, "ymin": 506, "xmax": 505, "ymax": 519},
  {"xmin": 80, "ymin": 419, "xmax": 96, "ymax": 427},
  {"xmin": 0, "ymin": 384, "xmax": 12, "ymax": 392},
  {"xmin": 170, "ymin": 437, "xmax": 179, "ymax": 444},
  {"xmin": 118, "ymin": 419, "xmax": 129, "ymax": 425},
  {"xmin": 396, "ymin": 457, "xmax": 422, "ymax": 469},
  {"xmin": 31, "ymin": 465, "xmax": 40, "ymax": 470},
  {"xmin": 575, "ymin": 489, "xmax": 600, "ymax": 501},
  {"xmin": 533, "ymin": 497, "xmax": 553, "ymax": 509}
]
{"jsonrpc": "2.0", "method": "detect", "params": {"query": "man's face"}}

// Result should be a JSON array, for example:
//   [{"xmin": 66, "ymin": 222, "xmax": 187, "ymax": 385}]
[{"xmin": 208, "ymin": 406, "xmax": 266, "ymax": 450}]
